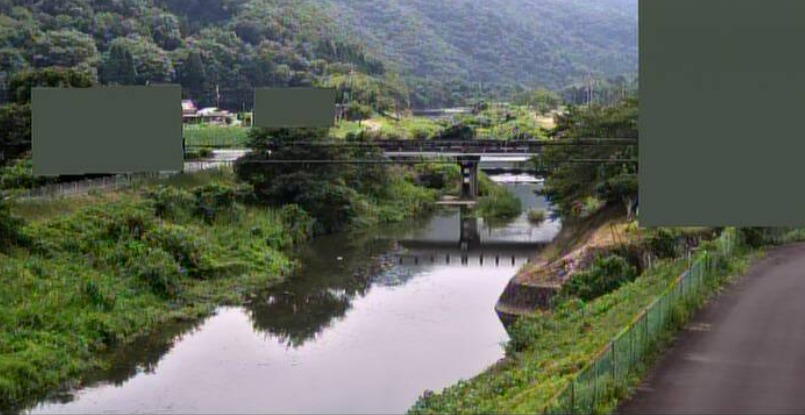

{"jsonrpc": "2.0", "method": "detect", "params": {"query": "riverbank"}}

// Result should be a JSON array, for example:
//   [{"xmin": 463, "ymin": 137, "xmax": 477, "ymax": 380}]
[
  {"xmin": 409, "ymin": 229, "xmax": 757, "ymax": 414},
  {"xmin": 0, "ymin": 166, "xmax": 442, "ymax": 412}
]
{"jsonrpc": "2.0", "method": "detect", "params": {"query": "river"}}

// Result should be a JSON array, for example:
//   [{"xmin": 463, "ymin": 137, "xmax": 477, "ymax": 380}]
[{"xmin": 26, "ymin": 177, "xmax": 560, "ymax": 415}]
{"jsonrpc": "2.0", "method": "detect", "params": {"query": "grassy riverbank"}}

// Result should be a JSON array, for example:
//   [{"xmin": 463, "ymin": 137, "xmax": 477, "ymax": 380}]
[
  {"xmin": 0, "ymin": 165, "xmax": 439, "ymax": 412},
  {"xmin": 409, "ymin": 231, "xmax": 756, "ymax": 414}
]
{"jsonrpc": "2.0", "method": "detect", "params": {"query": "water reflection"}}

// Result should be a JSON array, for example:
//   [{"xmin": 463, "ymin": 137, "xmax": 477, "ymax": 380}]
[{"xmin": 25, "ymin": 180, "xmax": 560, "ymax": 414}]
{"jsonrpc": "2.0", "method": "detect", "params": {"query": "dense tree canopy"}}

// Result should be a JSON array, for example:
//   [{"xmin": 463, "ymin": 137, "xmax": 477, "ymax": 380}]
[
  {"xmin": 234, "ymin": 128, "xmax": 394, "ymax": 234},
  {"xmin": 0, "ymin": 68, "xmax": 94, "ymax": 163},
  {"xmin": 0, "ymin": 0, "xmax": 637, "ymax": 111},
  {"xmin": 540, "ymin": 96, "xmax": 638, "ymax": 217}
]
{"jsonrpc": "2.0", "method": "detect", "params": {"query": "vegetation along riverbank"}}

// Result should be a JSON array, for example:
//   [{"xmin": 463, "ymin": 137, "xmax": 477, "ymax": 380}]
[
  {"xmin": 0, "ymin": 122, "xmax": 515, "ymax": 412},
  {"xmin": 409, "ymin": 98, "xmax": 802, "ymax": 414}
]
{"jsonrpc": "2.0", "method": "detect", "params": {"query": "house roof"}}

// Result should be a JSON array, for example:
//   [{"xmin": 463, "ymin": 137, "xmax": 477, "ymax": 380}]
[{"xmin": 181, "ymin": 100, "xmax": 197, "ymax": 111}]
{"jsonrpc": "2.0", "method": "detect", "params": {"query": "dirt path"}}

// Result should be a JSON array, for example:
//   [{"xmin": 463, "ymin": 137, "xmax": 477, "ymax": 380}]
[{"xmin": 618, "ymin": 242, "xmax": 805, "ymax": 414}]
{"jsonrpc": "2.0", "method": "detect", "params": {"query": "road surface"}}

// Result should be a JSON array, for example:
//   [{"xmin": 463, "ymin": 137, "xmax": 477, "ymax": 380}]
[{"xmin": 618, "ymin": 242, "xmax": 805, "ymax": 415}]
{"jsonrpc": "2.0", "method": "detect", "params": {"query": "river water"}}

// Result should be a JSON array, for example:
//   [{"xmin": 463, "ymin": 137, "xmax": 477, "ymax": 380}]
[{"xmin": 27, "ymin": 177, "xmax": 560, "ymax": 415}]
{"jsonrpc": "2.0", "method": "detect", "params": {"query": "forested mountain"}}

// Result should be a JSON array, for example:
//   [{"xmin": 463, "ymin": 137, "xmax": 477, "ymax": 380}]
[
  {"xmin": 0, "ymin": 0, "xmax": 637, "ymax": 110},
  {"xmin": 324, "ymin": 0, "xmax": 638, "ymax": 106},
  {"xmin": 0, "ymin": 0, "xmax": 404, "ymax": 111}
]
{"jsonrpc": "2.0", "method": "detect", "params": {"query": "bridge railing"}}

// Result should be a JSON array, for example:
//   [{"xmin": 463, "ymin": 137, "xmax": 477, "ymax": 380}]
[{"xmin": 540, "ymin": 228, "xmax": 741, "ymax": 415}]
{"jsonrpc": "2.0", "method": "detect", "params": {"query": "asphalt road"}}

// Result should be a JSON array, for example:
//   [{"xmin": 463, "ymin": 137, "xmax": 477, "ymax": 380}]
[{"xmin": 618, "ymin": 242, "xmax": 805, "ymax": 415}]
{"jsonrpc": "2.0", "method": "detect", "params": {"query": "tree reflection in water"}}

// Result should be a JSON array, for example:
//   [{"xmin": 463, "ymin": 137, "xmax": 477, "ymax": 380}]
[{"xmin": 244, "ymin": 224, "xmax": 432, "ymax": 349}]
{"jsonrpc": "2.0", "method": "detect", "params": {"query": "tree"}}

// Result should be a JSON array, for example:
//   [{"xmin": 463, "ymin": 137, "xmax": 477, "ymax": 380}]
[
  {"xmin": 102, "ymin": 42, "xmax": 137, "ymax": 85},
  {"xmin": 597, "ymin": 172, "xmax": 639, "ymax": 221},
  {"xmin": 31, "ymin": 29, "xmax": 99, "ymax": 69},
  {"xmin": 106, "ymin": 37, "xmax": 175, "ymax": 84},
  {"xmin": 177, "ymin": 49, "xmax": 208, "ymax": 102},
  {"xmin": 0, "ymin": 104, "xmax": 31, "ymax": 164},
  {"xmin": 7, "ymin": 67, "xmax": 94, "ymax": 105},
  {"xmin": 540, "ymin": 96, "xmax": 638, "ymax": 216},
  {"xmin": 1, "ymin": 68, "xmax": 94, "ymax": 163},
  {"xmin": 529, "ymin": 88, "xmax": 561, "ymax": 115},
  {"xmin": 150, "ymin": 12, "xmax": 183, "ymax": 51},
  {"xmin": 348, "ymin": 102, "xmax": 373, "ymax": 126},
  {"xmin": 235, "ymin": 127, "xmax": 390, "ymax": 234}
]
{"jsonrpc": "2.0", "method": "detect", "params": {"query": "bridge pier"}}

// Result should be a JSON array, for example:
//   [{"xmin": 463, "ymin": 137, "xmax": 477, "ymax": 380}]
[
  {"xmin": 457, "ymin": 155, "xmax": 481, "ymax": 200},
  {"xmin": 459, "ymin": 206, "xmax": 480, "ymax": 252}
]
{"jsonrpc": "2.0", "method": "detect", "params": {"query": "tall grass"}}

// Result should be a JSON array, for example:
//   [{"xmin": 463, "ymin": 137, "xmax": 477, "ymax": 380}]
[
  {"xmin": 0, "ymin": 185, "xmax": 308, "ymax": 412},
  {"xmin": 409, "ymin": 235, "xmax": 754, "ymax": 415}
]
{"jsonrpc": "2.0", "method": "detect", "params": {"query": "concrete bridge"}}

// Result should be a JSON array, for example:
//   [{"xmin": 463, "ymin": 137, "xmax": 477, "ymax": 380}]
[
  {"xmin": 392, "ymin": 206, "xmax": 550, "ymax": 268},
  {"xmin": 262, "ymin": 138, "xmax": 636, "ymax": 200}
]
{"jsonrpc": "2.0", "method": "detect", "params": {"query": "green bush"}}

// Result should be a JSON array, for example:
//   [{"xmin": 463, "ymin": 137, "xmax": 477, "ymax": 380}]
[
  {"xmin": 527, "ymin": 209, "xmax": 547, "ymax": 225},
  {"xmin": 475, "ymin": 179, "xmax": 522, "ymax": 220},
  {"xmin": 1, "ymin": 194, "xmax": 29, "ymax": 251},
  {"xmin": 144, "ymin": 223, "xmax": 215, "ymax": 279},
  {"xmin": 192, "ymin": 181, "xmax": 249, "ymax": 224},
  {"xmin": 414, "ymin": 163, "xmax": 461, "ymax": 192},
  {"xmin": 645, "ymin": 228, "xmax": 685, "ymax": 259},
  {"xmin": 738, "ymin": 227, "xmax": 769, "ymax": 249},
  {"xmin": 146, "ymin": 186, "xmax": 196, "ymax": 222},
  {"xmin": 278, "ymin": 204, "xmax": 314, "ymax": 245},
  {"xmin": 82, "ymin": 279, "xmax": 116, "ymax": 311},
  {"xmin": 0, "ymin": 157, "xmax": 53, "ymax": 190},
  {"xmin": 127, "ymin": 248, "xmax": 183, "ymax": 298},
  {"xmin": 562, "ymin": 255, "xmax": 638, "ymax": 301},
  {"xmin": 505, "ymin": 313, "xmax": 555, "ymax": 354}
]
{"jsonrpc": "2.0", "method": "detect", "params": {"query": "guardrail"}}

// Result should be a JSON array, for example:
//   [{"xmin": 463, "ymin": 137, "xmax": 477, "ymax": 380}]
[
  {"xmin": 13, "ymin": 161, "xmax": 235, "ymax": 200},
  {"xmin": 541, "ymin": 228, "xmax": 741, "ymax": 414}
]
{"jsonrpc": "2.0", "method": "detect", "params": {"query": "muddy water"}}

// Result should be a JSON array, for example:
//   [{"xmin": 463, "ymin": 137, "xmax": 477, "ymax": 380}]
[{"xmin": 28, "ymin": 179, "xmax": 560, "ymax": 415}]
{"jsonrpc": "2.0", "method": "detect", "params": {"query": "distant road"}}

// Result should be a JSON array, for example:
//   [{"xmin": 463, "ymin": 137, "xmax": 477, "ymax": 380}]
[
  {"xmin": 183, "ymin": 149, "xmax": 248, "ymax": 172},
  {"xmin": 618, "ymin": 243, "xmax": 805, "ymax": 415}
]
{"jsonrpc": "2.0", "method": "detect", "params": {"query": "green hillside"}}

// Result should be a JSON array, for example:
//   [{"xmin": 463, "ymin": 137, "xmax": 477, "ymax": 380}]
[
  {"xmin": 324, "ymin": 0, "xmax": 638, "ymax": 106},
  {"xmin": 0, "ymin": 0, "xmax": 637, "ymax": 110}
]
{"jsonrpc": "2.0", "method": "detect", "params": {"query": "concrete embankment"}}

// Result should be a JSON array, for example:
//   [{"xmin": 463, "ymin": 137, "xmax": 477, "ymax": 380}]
[
  {"xmin": 495, "ymin": 206, "xmax": 628, "ymax": 325},
  {"xmin": 496, "ymin": 207, "xmax": 720, "ymax": 326}
]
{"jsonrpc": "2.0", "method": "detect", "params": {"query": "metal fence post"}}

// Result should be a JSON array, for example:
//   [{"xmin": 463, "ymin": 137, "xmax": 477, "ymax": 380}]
[
  {"xmin": 629, "ymin": 322, "xmax": 634, "ymax": 371},
  {"xmin": 570, "ymin": 380, "xmax": 575, "ymax": 415},
  {"xmin": 593, "ymin": 362, "xmax": 598, "ymax": 410},
  {"xmin": 611, "ymin": 342, "xmax": 617, "ymax": 390}
]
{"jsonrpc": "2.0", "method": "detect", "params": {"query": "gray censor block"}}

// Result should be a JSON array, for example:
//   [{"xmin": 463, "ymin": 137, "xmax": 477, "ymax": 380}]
[
  {"xmin": 640, "ymin": 0, "xmax": 805, "ymax": 226},
  {"xmin": 253, "ymin": 87, "xmax": 337, "ymax": 128},
  {"xmin": 32, "ymin": 85, "xmax": 182, "ymax": 176}
]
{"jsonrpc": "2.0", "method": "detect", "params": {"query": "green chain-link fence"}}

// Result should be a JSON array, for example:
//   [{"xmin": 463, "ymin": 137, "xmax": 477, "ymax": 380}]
[{"xmin": 541, "ymin": 228, "xmax": 743, "ymax": 415}]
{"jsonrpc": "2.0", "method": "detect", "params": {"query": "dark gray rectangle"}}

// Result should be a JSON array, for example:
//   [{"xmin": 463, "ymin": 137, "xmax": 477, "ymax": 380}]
[
  {"xmin": 640, "ymin": 0, "xmax": 805, "ymax": 227},
  {"xmin": 32, "ymin": 86, "xmax": 182, "ymax": 176},
  {"xmin": 254, "ymin": 88, "xmax": 336, "ymax": 128}
]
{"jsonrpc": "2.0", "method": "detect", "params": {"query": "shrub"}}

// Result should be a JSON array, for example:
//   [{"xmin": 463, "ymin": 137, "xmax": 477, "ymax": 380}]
[
  {"xmin": 192, "ymin": 182, "xmax": 248, "ymax": 224},
  {"xmin": 414, "ymin": 163, "xmax": 461, "ymax": 191},
  {"xmin": 645, "ymin": 228, "xmax": 685, "ymax": 259},
  {"xmin": 738, "ymin": 227, "xmax": 769, "ymax": 249},
  {"xmin": 278, "ymin": 204, "xmax": 314, "ymax": 245},
  {"xmin": 527, "ymin": 209, "xmax": 547, "ymax": 225},
  {"xmin": 505, "ymin": 313, "xmax": 554, "ymax": 354},
  {"xmin": 295, "ymin": 183, "xmax": 360, "ymax": 234},
  {"xmin": 476, "ymin": 183, "xmax": 522, "ymax": 220},
  {"xmin": 0, "ymin": 194, "xmax": 28, "ymax": 251},
  {"xmin": 127, "ymin": 248, "xmax": 183, "ymax": 298},
  {"xmin": 144, "ymin": 224, "xmax": 215, "ymax": 279},
  {"xmin": 82, "ymin": 279, "xmax": 116, "ymax": 311},
  {"xmin": 146, "ymin": 186, "xmax": 196, "ymax": 222},
  {"xmin": 562, "ymin": 255, "xmax": 638, "ymax": 301}
]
